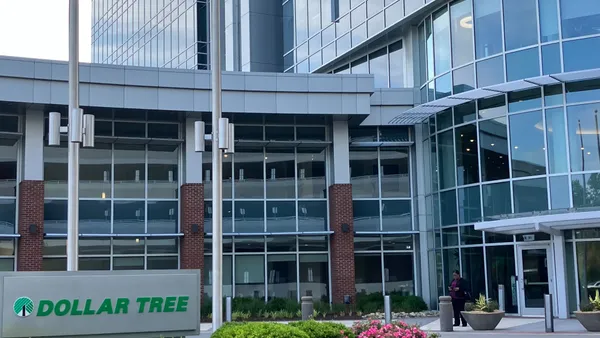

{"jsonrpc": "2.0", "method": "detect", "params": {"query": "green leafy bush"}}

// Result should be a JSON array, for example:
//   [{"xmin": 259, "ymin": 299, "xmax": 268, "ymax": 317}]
[
  {"xmin": 289, "ymin": 320, "xmax": 355, "ymax": 338},
  {"xmin": 465, "ymin": 294, "xmax": 499, "ymax": 313},
  {"xmin": 581, "ymin": 290, "xmax": 600, "ymax": 312},
  {"xmin": 356, "ymin": 292, "xmax": 428, "ymax": 313},
  {"xmin": 211, "ymin": 322, "xmax": 309, "ymax": 338}
]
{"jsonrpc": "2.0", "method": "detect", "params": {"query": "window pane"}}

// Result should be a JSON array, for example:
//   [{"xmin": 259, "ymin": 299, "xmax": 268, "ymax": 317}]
[
  {"xmin": 353, "ymin": 200, "xmax": 380, "ymax": 231},
  {"xmin": 297, "ymin": 148, "xmax": 326, "ymax": 199},
  {"xmin": 114, "ymin": 145, "xmax": 145, "ymax": 198},
  {"xmin": 350, "ymin": 149, "xmax": 379, "ymax": 198},
  {"xmin": 454, "ymin": 102, "xmax": 476, "ymax": 125},
  {"xmin": 266, "ymin": 236, "xmax": 296, "ymax": 252},
  {"xmin": 566, "ymin": 80, "xmax": 600, "ymax": 105},
  {"xmin": 369, "ymin": 47, "xmax": 388, "ymax": 88},
  {"xmin": 479, "ymin": 117, "xmax": 509, "ymax": 181},
  {"xmin": 80, "ymin": 257, "xmax": 110, "ymax": 271},
  {"xmin": 455, "ymin": 123, "xmax": 479, "ymax": 185},
  {"xmin": 384, "ymin": 253, "xmax": 414, "ymax": 295},
  {"xmin": 113, "ymin": 257, "xmax": 144, "ymax": 270},
  {"xmin": 425, "ymin": 17, "xmax": 434, "ymax": 81},
  {"xmin": 43, "ymin": 258, "xmax": 66, "ymax": 271},
  {"xmin": 560, "ymin": 0, "xmax": 600, "ymax": 39},
  {"xmin": 440, "ymin": 190, "xmax": 457, "ymax": 226},
  {"xmin": 541, "ymin": 43, "xmax": 561, "ymax": 75},
  {"xmin": 147, "ymin": 256, "xmax": 178, "ymax": 270},
  {"xmin": 550, "ymin": 175, "xmax": 570, "ymax": 210},
  {"xmin": 265, "ymin": 149, "xmax": 295, "ymax": 199},
  {"xmin": 453, "ymin": 64, "xmax": 474, "ymax": 94},
  {"xmin": 461, "ymin": 225, "xmax": 483, "ymax": 245},
  {"xmin": 539, "ymin": 0, "xmax": 559, "ymax": 42},
  {"xmin": 435, "ymin": 73, "xmax": 452, "ymax": 99},
  {"xmin": 458, "ymin": 186, "xmax": 482, "ymax": 224},
  {"xmin": 235, "ymin": 255, "xmax": 265, "ymax": 298},
  {"xmin": 235, "ymin": 201, "xmax": 264, "ymax": 233},
  {"xmin": 563, "ymin": 37, "xmax": 600, "ymax": 73},
  {"xmin": 0, "ymin": 200, "xmax": 15, "ymax": 234},
  {"xmin": 503, "ymin": 0, "xmax": 538, "ymax": 51},
  {"xmin": 567, "ymin": 103, "xmax": 600, "ymax": 172},
  {"xmin": 147, "ymin": 238, "xmax": 178, "ymax": 254},
  {"xmin": 433, "ymin": 7, "xmax": 451, "ymax": 75},
  {"xmin": 80, "ymin": 145, "xmax": 112, "ymax": 199},
  {"xmin": 508, "ymin": 89, "xmax": 541, "ymax": 113},
  {"xmin": 546, "ymin": 107, "xmax": 568, "ymax": 174},
  {"xmin": 204, "ymin": 255, "xmax": 234, "ymax": 298},
  {"xmin": 380, "ymin": 148, "xmax": 410, "ymax": 197},
  {"xmin": 437, "ymin": 109, "xmax": 453, "ymax": 131},
  {"xmin": 482, "ymin": 182, "xmax": 511, "ymax": 220},
  {"xmin": 476, "ymin": 56, "xmax": 504, "ymax": 87},
  {"xmin": 544, "ymin": 84, "xmax": 564, "ymax": 107},
  {"xmin": 79, "ymin": 200, "xmax": 110, "ymax": 234},
  {"xmin": 44, "ymin": 146, "xmax": 67, "ymax": 198},
  {"xmin": 381, "ymin": 200, "xmax": 411, "ymax": 231},
  {"xmin": 462, "ymin": 247, "xmax": 486, "ymax": 301},
  {"xmin": 509, "ymin": 111, "xmax": 546, "ymax": 177},
  {"xmin": 235, "ymin": 237, "xmax": 265, "ymax": 253},
  {"xmin": 355, "ymin": 253, "xmax": 382, "ymax": 294},
  {"xmin": 299, "ymin": 254, "xmax": 329, "ymax": 301},
  {"xmin": 486, "ymin": 245, "xmax": 517, "ymax": 313},
  {"xmin": 572, "ymin": 173, "xmax": 600, "ymax": 208},
  {"xmin": 234, "ymin": 147, "xmax": 264, "ymax": 199},
  {"xmin": 298, "ymin": 201, "xmax": 327, "ymax": 232},
  {"xmin": 44, "ymin": 200, "xmax": 67, "ymax": 233},
  {"xmin": 267, "ymin": 201, "xmax": 295, "ymax": 232},
  {"xmin": 147, "ymin": 201, "xmax": 177, "ymax": 233},
  {"xmin": 506, "ymin": 47, "xmax": 540, "ymax": 82},
  {"xmin": 450, "ymin": 0, "xmax": 473, "ymax": 67},
  {"xmin": 299, "ymin": 236, "xmax": 328, "ymax": 251},
  {"xmin": 438, "ymin": 130, "xmax": 455, "ymax": 189},
  {"xmin": 266, "ymin": 126, "xmax": 294, "ymax": 141},
  {"xmin": 113, "ymin": 201, "xmax": 145, "ymax": 234},
  {"xmin": 267, "ymin": 254, "xmax": 297, "ymax": 299},
  {"xmin": 474, "ymin": 0, "xmax": 503, "ymax": 58},
  {"xmin": 389, "ymin": 41, "xmax": 404, "ymax": 88},
  {"xmin": 513, "ymin": 178, "xmax": 548, "ymax": 213},
  {"xmin": 148, "ymin": 145, "xmax": 178, "ymax": 199}
]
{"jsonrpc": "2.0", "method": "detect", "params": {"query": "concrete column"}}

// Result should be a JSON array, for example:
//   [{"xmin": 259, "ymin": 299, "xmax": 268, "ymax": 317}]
[
  {"xmin": 185, "ymin": 117, "xmax": 203, "ymax": 184},
  {"xmin": 23, "ymin": 110, "xmax": 44, "ymax": 181},
  {"xmin": 332, "ymin": 119, "xmax": 350, "ymax": 184},
  {"xmin": 552, "ymin": 234, "xmax": 569, "ymax": 319},
  {"xmin": 414, "ymin": 124, "xmax": 432, "ymax": 307}
]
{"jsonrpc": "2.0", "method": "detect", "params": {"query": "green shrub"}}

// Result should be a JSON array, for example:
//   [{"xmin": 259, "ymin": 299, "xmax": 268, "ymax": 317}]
[
  {"xmin": 211, "ymin": 322, "xmax": 309, "ymax": 338},
  {"xmin": 399, "ymin": 295, "xmax": 428, "ymax": 312},
  {"xmin": 289, "ymin": 320, "xmax": 355, "ymax": 338}
]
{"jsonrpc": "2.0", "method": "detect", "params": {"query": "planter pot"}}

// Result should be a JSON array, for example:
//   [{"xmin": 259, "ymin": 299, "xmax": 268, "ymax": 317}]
[
  {"xmin": 575, "ymin": 311, "xmax": 600, "ymax": 332},
  {"xmin": 460, "ymin": 311, "xmax": 505, "ymax": 331}
]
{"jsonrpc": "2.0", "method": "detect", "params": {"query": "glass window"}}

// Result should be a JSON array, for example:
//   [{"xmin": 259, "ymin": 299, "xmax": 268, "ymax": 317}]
[
  {"xmin": 79, "ymin": 145, "xmax": 111, "ymax": 199},
  {"xmin": 79, "ymin": 257, "xmax": 110, "ymax": 271},
  {"xmin": 544, "ymin": 84, "xmax": 563, "ymax": 107},
  {"xmin": 350, "ymin": 149, "xmax": 379, "ymax": 198},
  {"xmin": 113, "ymin": 201, "xmax": 145, "ymax": 234},
  {"xmin": 147, "ymin": 256, "xmax": 178, "ymax": 270},
  {"xmin": 461, "ymin": 225, "xmax": 483, "ymax": 245},
  {"xmin": 454, "ymin": 102, "xmax": 476, "ymax": 125},
  {"xmin": 563, "ymin": 37, "xmax": 600, "ymax": 73},
  {"xmin": 453, "ymin": 64, "xmax": 475, "ymax": 94},
  {"xmin": 355, "ymin": 253, "xmax": 382, "ymax": 294},
  {"xmin": 299, "ymin": 235, "xmax": 328, "ymax": 251},
  {"xmin": 265, "ymin": 149, "xmax": 295, "ymax": 199},
  {"xmin": 235, "ymin": 255, "xmax": 265, "ymax": 298},
  {"xmin": 450, "ymin": 0, "xmax": 473, "ymax": 67},
  {"xmin": 308, "ymin": 0, "xmax": 321, "ymax": 36},
  {"xmin": 234, "ymin": 148, "xmax": 264, "ymax": 199},
  {"xmin": 560, "ymin": 0, "xmax": 600, "ymax": 39},
  {"xmin": 435, "ymin": 73, "xmax": 452, "ymax": 99},
  {"xmin": 389, "ymin": 41, "xmax": 404, "ymax": 88},
  {"xmin": 79, "ymin": 200, "xmax": 110, "ymax": 234},
  {"xmin": 0, "ymin": 200, "xmax": 15, "ymax": 235},
  {"xmin": 572, "ymin": 173, "xmax": 600, "ymax": 208},
  {"xmin": 113, "ymin": 257, "xmax": 144, "ymax": 270},
  {"xmin": 510, "ymin": 111, "xmax": 546, "ymax": 178},
  {"xmin": 147, "ymin": 145, "xmax": 178, "ymax": 199},
  {"xmin": 455, "ymin": 123, "xmax": 479, "ymax": 185},
  {"xmin": 513, "ymin": 178, "xmax": 548, "ymax": 213},
  {"xmin": 355, "ymin": 236, "xmax": 381, "ymax": 251},
  {"xmin": 541, "ymin": 43, "xmax": 561, "ymax": 75},
  {"xmin": 297, "ymin": 148, "xmax": 326, "ymax": 198},
  {"xmin": 545, "ymin": 107, "xmax": 568, "ymax": 174},
  {"xmin": 474, "ymin": 0, "xmax": 503, "ymax": 58},
  {"xmin": 266, "ymin": 126, "xmax": 294, "ymax": 141},
  {"xmin": 299, "ymin": 254, "xmax": 328, "ymax": 301},
  {"xmin": 204, "ymin": 255, "xmax": 233, "ymax": 297},
  {"xmin": 43, "ymin": 145, "xmax": 67, "ymax": 198},
  {"xmin": 114, "ymin": 145, "xmax": 145, "ymax": 198},
  {"xmin": 567, "ymin": 103, "xmax": 600, "ymax": 172},
  {"xmin": 576, "ymin": 241, "xmax": 600, "ymax": 305},
  {"xmin": 148, "ymin": 123, "xmax": 178, "ymax": 139},
  {"xmin": 433, "ymin": 7, "xmax": 451, "ymax": 75},
  {"xmin": 235, "ymin": 201, "xmax": 264, "ymax": 233},
  {"xmin": 266, "ymin": 236, "xmax": 296, "ymax": 252},
  {"xmin": 266, "ymin": 201, "xmax": 295, "ymax": 232},
  {"xmin": 539, "ymin": 0, "xmax": 559, "ymax": 42},
  {"xmin": 438, "ymin": 130, "xmax": 455, "ymax": 189},
  {"xmin": 353, "ymin": 200, "xmax": 380, "ymax": 231},
  {"xmin": 369, "ymin": 47, "xmax": 388, "ymax": 88},
  {"xmin": 384, "ymin": 253, "xmax": 414, "ymax": 295},
  {"xmin": 296, "ymin": 0, "xmax": 308, "ymax": 43},
  {"xmin": 267, "ymin": 254, "xmax": 297, "ymax": 299},
  {"xmin": 482, "ymin": 182, "xmax": 511, "ymax": 220},
  {"xmin": 486, "ymin": 245, "xmax": 518, "ymax": 313},
  {"xmin": 480, "ymin": 95, "xmax": 507, "ymax": 119},
  {"xmin": 425, "ymin": 17, "xmax": 434, "ymax": 81},
  {"xmin": 479, "ymin": 117, "xmax": 510, "ymax": 181},
  {"xmin": 458, "ymin": 186, "xmax": 482, "ymax": 224},
  {"xmin": 44, "ymin": 200, "xmax": 67, "ymax": 233},
  {"xmin": 462, "ymin": 247, "xmax": 486, "ymax": 301},
  {"xmin": 298, "ymin": 201, "xmax": 327, "ymax": 232},
  {"xmin": 503, "ymin": 0, "xmax": 538, "ymax": 51},
  {"xmin": 506, "ymin": 47, "xmax": 540, "ymax": 82},
  {"xmin": 476, "ymin": 56, "xmax": 504, "ymax": 87},
  {"xmin": 436, "ymin": 109, "xmax": 453, "ymax": 131},
  {"xmin": 440, "ymin": 190, "xmax": 458, "ymax": 226},
  {"xmin": 283, "ymin": 0, "xmax": 294, "ymax": 53},
  {"xmin": 508, "ymin": 89, "xmax": 541, "ymax": 113},
  {"xmin": 380, "ymin": 148, "xmax": 410, "ymax": 197},
  {"xmin": 566, "ymin": 80, "xmax": 600, "ymax": 104},
  {"xmin": 381, "ymin": 200, "xmax": 411, "ymax": 231},
  {"xmin": 147, "ymin": 201, "xmax": 177, "ymax": 234},
  {"xmin": 549, "ymin": 175, "xmax": 570, "ymax": 209}
]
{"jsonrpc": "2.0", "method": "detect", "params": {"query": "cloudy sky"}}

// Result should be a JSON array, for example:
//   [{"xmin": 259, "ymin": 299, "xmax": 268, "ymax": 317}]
[{"xmin": 0, "ymin": 0, "xmax": 92, "ymax": 62}]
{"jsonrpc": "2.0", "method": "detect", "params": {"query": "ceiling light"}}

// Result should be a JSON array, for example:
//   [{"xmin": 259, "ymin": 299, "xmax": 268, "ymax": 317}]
[
  {"xmin": 514, "ymin": 146, "xmax": 518, "ymax": 149},
  {"xmin": 491, "ymin": 143, "xmax": 495, "ymax": 146},
  {"xmin": 460, "ymin": 16, "xmax": 473, "ymax": 29},
  {"xmin": 470, "ymin": 139, "xmax": 474, "ymax": 143},
  {"xmin": 466, "ymin": 148, "xmax": 470, "ymax": 152},
  {"xmin": 588, "ymin": 152, "xmax": 591, "ymax": 155}
]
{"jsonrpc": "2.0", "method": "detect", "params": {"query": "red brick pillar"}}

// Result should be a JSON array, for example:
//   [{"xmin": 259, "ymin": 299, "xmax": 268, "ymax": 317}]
[
  {"xmin": 328, "ymin": 184, "xmax": 356, "ymax": 304},
  {"xmin": 17, "ymin": 180, "xmax": 44, "ymax": 271},
  {"xmin": 180, "ymin": 183, "xmax": 205, "ymax": 299}
]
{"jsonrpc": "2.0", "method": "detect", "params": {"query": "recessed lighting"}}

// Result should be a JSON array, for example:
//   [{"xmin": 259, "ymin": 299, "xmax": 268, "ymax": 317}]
[
  {"xmin": 588, "ymin": 152, "xmax": 591, "ymax": 155},
  {"xmin": 514, "ymin": 146, "xmax": 518, "ymax": 149},
  {"xmin": 470, "ymin": 139, "xmax": 474, "ymax": 143},
  {"xmin": 581, "ymin": 147, "xmax": 585, "ymax": 150},
  {"xmin": 466, "ymin": 148, "xmax": 470, "ymax": 152},
  {"xmin": 491, "ymin": 143, "xmax": 495, "ymax": 146}
]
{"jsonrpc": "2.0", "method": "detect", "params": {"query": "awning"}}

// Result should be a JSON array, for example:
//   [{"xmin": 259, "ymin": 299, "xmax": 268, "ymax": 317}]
[
  {"xmin": 389, "ymin": 68, "xmax": 600, "ymax": 125},
  {"xmin": 474, "ymin": 209, "xmax": 600, "ymax": 235}
]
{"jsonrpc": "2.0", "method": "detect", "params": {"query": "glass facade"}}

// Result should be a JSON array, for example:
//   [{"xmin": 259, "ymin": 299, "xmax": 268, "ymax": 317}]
[{"xmin": 0, "ymin": 112, "xmax": 19, "ymax": 271}]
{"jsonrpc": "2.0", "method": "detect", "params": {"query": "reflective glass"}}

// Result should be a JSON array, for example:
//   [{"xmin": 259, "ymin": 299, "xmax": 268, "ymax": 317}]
[
  {"xmin": 147, "ymin": 145, "xmax": 178, "ymax": 199},
  {"xmin": 563, "ymin": 37, "xmax": 600, "ymax": 73},
  {"xmin": 474, "ymin": 0, "xmax": 503, "ymax": 58},
  {"xmin": 384, "ymin": 253, "xmax": 414, "ymax": 294},
  {"xmin": 113, "ymin": 238, "xmax": 144, "ymax": 255},
  {"xmin": 308, "ymin": 0, "xmax": 321, "ymax": 36},
  {"xmin": 297, "ymin": 148, "xmax": 326, "ymax": 198},
  {"xmin": 435, "ymin": 73, "xmax": 452, "ymax": 99},
  {"xmin": 479, "ymin": 117, "xmax": 510, "ymax": 181},
  {"xmin": 450, "ymin": 0, "xmax": 473, "ymax": 67},
  {"xmin": 44, "ymin": 145, "xmax": 67, "ymax": 198},
  {"xmin": 503, "ymin": 0, "xmax": 538, "ymax": 51},
  {"xmin": 476, "ymin": 56, "xmax": 504, "ymax": 87},
  {"xmin": 381, "ymin": 200, "xmax": 411, "ymax": 231},
  {"xmin": 296, "ymin": 0, "xmax": 308, "ymax": 43},
  {"xmin": 566, "ymin": 80, "xmax": 600, "ymax": 104},
  {"xmin": 80, "ymin": 145, "xmax": 112, "ymax": 199},
  {"xmin": 437, "ymin": 109, "xmax": 453, "ymax": 131},
  {"xmin": 0, "ymin": 141, "xmax": 15, "ymax": 197},
  {"xmin": 461, "ymin": 225, "xmax": 483, "ymax": 245},
  {"xmin": 482, "ymin": 182, "xmax": 511, "ymax": 220},
  {"xmin": 44, "ymin": 200, "xmax": 67, "ymax": 233},
  {"xmin": 266, "ymin": 236, "xmax": 296, "ymax": 252},
  {"xmin": 506, "ymin": 47, "xmax": 540, "ymax": 82},
  {"xmin": 355, "ymin": 236, "xmax": 380, "ymax": 251},
  {"xmin": 113, "ymin": 201, "xmax": 145, "ymax": 234},
  {"xmin": 147, "ymin": 201, "xmax": 177, "ymax": 233},
  {"xmin": 509, "ymin": 110, "xmax": 546, "ymax": 177},
  {"xmin": 433, "ymin": 7, "xmax": 451, "ymax": 75},
  {"xmin": 508, "ymin": 89, "xmax": 541, "ymax": 113},
  {"xmin": 486, "ymin": 246, "xmax": 518, "ymax": 313},
  {"xmin": 79, "ymin": 200, "xmax": 111, "ymax": 234},
  {"xmin": 283, "ymin": 0, "xmax": 294, "ymax": 53},
  {"xmin": 114, "ymin": 145, "xmax": 145, "ymax": 198},
  {"xmin": 418, "ymin": 23, "xmax": 427, "ymax": 85},
  {"xmin": 350, "ymin": 149, "xmax": 379, "ymax": 198},
  {"xmin": 426, "ymin": 17, "xmax": 434, "ymax": 81},
  {"xmin": 453, "ymin": 64, "xmax": 475, "ymax": 94},
  {"xmin": 267, "ymin": 254, "xmax": 297, "ymax": 299},
  {"xmin": 438, "ymin": 130, "xmax": 456, "ymax": 189},
  {"xmin": 544, "ymin": 85, "xmax": 563, "ymax": 107},
  {"xmin": 147, "ymin": 238, "xmax": 178, "ymax": 254},
  {"xmin": 462, "ymin": 247, "xmax": 486, "ymax": 300},
  {"xmin": 147, "ymin": 256, "xmax": 178, "ymax": 270},
  {"xmin": 234, "ymin": 148, "xmax": 264, "ymax": 199},
  {"xmin": 353, "ymin": 200, "xmax": 380, "ymax": 231},
  {"xmin": 389, "ymin": 41, "xmax": 404, "ymax": 88},
  {"xmin": 455, "ymin": 123, "xmax": 480, "ymax": 185},
  {"xmin": 560, "ymin": 0, "xmax": 600, "ymax": 39},
  {"xmin": 572, "ymin": 173, "xmax": 600, "ymax": 208},
  {"xmin": 235, "ymin": 237, "xmax": 264, "ymax": 253},
  {"xmin": 369, "ymin": 47, "xmax": 388, "ymax": 88},
  {"xmin": 204, "ymin": 255, "xmax": 233, "ymax": 297},
  {"xmin": 355, "ymin": 253, "xmax": 382, "ymax": 294},
  {"xmin": 440, "ymin": 190, "xmax": 458, "ymax": 226},
  {"xmin": 299, "ymin": 254, "xmax": 329, "ymax": 301},
  {"xmin": 113, "ymin": 257, "xmax": 144, "ymax": 270},
  {"xmin": 545, "ymin": 107, "xmax": 568, "ymax": 174},
  {"xmin": 549, "ymin": 175, "xmax": 571, "ymax": 209},
  {"xmin": 235, "ymin": 201, "xmax": 264, "ymax": 233},
  {"xmin": 298, "ymin": 201, "xmax": 327, "ymax": 232},
  {"xmin": 299, "ymin": 236, "xmax": 328, "ymax": 251},
  {"xmin": 539, "ymin": 0, "xmax": 559, "ymax": 42},
  {"xmin": 458, "ymin": 186, "xmax": 482, "ymax": 224},
  {"xmin": 235, "ymin": 255, "xmax": 265, "ymax": 298},
  {"xmin": 567, "ymin": 103, "xmax": 600, "ymax": 172},
  {"xmin": 513, "ymin": 178, "xmax": 548, "ymax": 213},
  {"xmin": 265, "ymin": 149, "xmax": 295, "ymax": 199},
  {"xmin": 454, "ymin": 102, "xmax": 476, "ymax": 125},
  {"xmin": 266, "ymin": 201, "xmax": 296, "ymax": 232},
  {"xmin": 80, "ymin": 257, "xmax": 110, "ymax": 271},
  {"xmin": 541, "ymin": 43, "xmax": 561, "ymax": 75},
  {"xmin": 380, "ymin": 148, "xmax": 410, "ymax": 197},
  {"xmin": 0, "ymin": 200, "xmax": 15, "ymax": 235}
]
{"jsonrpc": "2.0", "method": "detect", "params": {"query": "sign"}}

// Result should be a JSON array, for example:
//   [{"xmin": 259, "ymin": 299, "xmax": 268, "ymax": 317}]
[{"xmin": 0, "ymin": 270, "xmax": 201, "ymax": 338}]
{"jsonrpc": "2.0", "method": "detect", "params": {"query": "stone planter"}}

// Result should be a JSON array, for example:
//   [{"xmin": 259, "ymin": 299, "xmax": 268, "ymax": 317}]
[
  {"xmin": 460, "ymin": 311, "xmax": 505, "ymax": 331},
  {"xmin": 575, "ymin": 311, "xmax": 600, "ymax": 332}
]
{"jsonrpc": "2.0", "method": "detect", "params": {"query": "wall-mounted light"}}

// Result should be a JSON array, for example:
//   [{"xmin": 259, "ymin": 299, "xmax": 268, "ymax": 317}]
[
  {"xmin": 191, "ymin": 224, "xmax": 199, "ymax": 233},
  {"xmin": 29, "ymin": 224, "xmax": 37, "ymax": 234},
  {"xmin": 341, "ymin": 223, "xmax": 350, "ymax": 233}
]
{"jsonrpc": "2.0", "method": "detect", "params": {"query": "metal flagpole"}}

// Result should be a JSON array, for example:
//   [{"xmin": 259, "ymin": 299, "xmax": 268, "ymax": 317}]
[
  {"xmin": 67, "ymin": 0, "xmax": 81, "ymax": 272},
  {"xmin": 210, "ymin": 0, "xmax": 224, "ymax": 331}
]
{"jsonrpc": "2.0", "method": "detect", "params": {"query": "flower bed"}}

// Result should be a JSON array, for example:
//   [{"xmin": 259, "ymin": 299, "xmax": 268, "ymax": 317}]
[{"xmin": 351, "ymin": 320, "xmax": 439, "ymax": 338}]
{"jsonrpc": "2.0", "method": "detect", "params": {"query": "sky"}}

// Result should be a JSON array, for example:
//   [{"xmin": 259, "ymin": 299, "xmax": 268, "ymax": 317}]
[{"xmin": 0, "ymin": 0, "xmax": 92, "ymax": 62}]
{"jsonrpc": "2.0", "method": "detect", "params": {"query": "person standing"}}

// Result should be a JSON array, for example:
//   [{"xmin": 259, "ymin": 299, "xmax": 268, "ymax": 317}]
[{"xmin": 448, "ymin": 270, "xmax": 469, "ymax": 327}]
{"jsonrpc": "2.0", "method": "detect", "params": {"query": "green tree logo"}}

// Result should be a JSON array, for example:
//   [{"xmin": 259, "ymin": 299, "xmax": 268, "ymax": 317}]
[{"xmin": 13, "ymin": 297, "xmax": 34, "ymax": 317}]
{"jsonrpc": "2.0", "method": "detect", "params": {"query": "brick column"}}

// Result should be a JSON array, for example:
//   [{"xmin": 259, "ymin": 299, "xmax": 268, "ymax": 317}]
[
  {"xmin": 17, "ymin": 180, "xmax": 44, "ymax": 271},
  {"xmin": 180, "ymin": 183, "xmax": 205, "ymax": 299},
  {"xmin": 328, "ymin": 184, "xmax": 355, "ymax": 304}
]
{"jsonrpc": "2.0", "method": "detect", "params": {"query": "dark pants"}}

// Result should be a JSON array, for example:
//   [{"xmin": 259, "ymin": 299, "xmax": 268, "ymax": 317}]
[{"xmin": 452, "ymin": 298, "xmax": 466, "ymax": 326}]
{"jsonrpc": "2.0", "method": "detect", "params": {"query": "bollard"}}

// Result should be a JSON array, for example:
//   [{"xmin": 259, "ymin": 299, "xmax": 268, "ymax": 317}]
[
  {"xmin": 544, "ymin": 294, "xmax": 554, "ymax": 333},
  {"xmin": 498, "ymin": 284, "xmax": 505, "ymax": 312},
  {"xmin": 439, "ymin": 296, "xmax": 453, "ymax": 332},
  {"xmin": 301, "ymin": 296, "xmax": 313, "ymax": 320},
  {"xmin": 384, "ymin": 295, "xmax": 391, "ymax": 324},
  {"xmin": 226, "ymin": 297, "xmax": 232, "ymax": 322}
]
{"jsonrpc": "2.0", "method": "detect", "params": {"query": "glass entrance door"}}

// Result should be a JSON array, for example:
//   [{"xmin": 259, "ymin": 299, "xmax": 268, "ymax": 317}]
[{"xmin": 517, "ymin": 245, "xmax": 553, "ymax": 316}]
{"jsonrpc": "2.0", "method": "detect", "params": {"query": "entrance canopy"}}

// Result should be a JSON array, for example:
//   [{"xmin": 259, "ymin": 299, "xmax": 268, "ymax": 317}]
[
  {"xmin": 389, "ymin": 68, "xmax": 600, "ymax": 125},
  {"xmin": 474, "ymin": 209, "xmax": 600, "ymax": 235}
]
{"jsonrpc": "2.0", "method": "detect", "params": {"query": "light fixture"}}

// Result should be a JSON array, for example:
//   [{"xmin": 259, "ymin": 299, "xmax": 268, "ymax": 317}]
[
  {"xmin": 466, "ymin": 148, "xmax": 470, "ymax": 152},
  {"xmin": 581, "ymin": 147, "xmax": 585, "ymax": 150},
  {"xmin": 470, "ymin": 139, "xmax": 474, "ymax": 143},
  {"xmin": 135, "ymin": 238, "xmax": 140, "ymax": 243},
  {"xmin": 460, "ymin": 16, "xmax": 473, "ymax": 29},
  {"xmin": 101, "ymin": 192, "xmax": 106, "ymax": 199},
  {"xmin": 514, "ymin": 146, "xmax": 518, "ymax": 149},
  {"xmin": 491, "ymin": 143, "xmax": 495, "ymax": 146},
  {"xmin": 588, "ymin": 152, "xmax": 592, "ymax": 155}
]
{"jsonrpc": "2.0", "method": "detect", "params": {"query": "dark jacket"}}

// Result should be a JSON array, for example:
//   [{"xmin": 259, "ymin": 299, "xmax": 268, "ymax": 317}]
[{"xmin": 449, "ymin": 278, "xmax": 470, "ymax": 300}]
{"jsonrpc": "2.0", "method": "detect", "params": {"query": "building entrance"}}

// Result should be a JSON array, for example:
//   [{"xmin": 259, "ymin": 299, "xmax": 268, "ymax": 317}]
[{"xmin": 517, "ymin": 244, "xmax": 554, "ymax": 316}]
